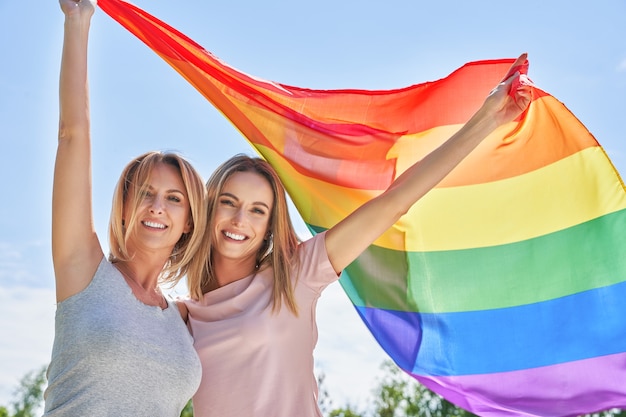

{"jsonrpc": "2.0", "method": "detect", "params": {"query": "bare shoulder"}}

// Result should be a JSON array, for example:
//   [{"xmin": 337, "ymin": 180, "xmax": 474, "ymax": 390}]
[{"xmin": 54, "ymin": 241, "xmax": 104, "ymax": 303}]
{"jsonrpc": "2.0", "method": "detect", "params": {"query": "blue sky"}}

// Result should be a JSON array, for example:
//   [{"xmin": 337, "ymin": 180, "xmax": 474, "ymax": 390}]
[{"xmin": 1, "ymin": 0, "xmax": 625, "ymax": 410}]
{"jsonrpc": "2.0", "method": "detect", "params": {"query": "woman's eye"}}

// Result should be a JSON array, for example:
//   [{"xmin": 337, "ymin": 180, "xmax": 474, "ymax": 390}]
[
  {"xmin": 252, "ymin": 207, "xmax": 266, "ymax": 215},
  {"xmin": 219, "ymin": 198, "xmax": 235, "ymax": 207},
  {"xmin": 168, "ymin": 195, "xmax": 182, "ymax": 203}
]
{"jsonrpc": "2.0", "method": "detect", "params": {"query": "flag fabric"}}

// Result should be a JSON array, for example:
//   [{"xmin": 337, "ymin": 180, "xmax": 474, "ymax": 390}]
[{"xmin": 97, "ymin": 0, "xmax": 626, "ymax": 415}]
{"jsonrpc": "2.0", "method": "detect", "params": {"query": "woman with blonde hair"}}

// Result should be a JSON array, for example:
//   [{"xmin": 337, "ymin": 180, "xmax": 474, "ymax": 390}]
[{"xmin": 45, "ymin": 1, "xmax": 205, "ymax": 415}]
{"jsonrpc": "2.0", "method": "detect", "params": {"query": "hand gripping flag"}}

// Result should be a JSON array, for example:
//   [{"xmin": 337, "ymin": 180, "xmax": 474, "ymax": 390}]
[{"xmin": 98, "ymin": 0, "xmax": 626, "ymax": 415}]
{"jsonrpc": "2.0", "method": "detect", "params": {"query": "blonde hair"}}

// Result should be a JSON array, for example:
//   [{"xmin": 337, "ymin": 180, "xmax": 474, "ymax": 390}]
[
  {"xmin": 108, "ymin": 151, "xmax": 207, "ymax": 286},
  {"xmin": 187, "ymin": 154, "xmax": 300, "ymax": 315}
]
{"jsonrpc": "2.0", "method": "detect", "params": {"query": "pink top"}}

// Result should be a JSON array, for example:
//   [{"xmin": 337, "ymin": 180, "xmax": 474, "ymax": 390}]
[{"xmin": 184, "ymin": 232, "xmax": 339, "ymax": 417}]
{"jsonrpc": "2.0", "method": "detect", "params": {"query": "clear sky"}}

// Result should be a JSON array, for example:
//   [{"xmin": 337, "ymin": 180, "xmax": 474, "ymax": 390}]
[{"xmin": 1, "ymin": 0, "xmax": 625, "ymax": 410}]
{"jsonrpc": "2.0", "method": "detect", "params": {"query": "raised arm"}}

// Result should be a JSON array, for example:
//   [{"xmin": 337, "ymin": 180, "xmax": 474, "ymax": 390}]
[
  {"xmin": 52, "ymin": 0, "xmax": 103, "ymax": 302},
  {"xmin": 325, "ymin": 54, "xmax": 532, "ymax": 273}
]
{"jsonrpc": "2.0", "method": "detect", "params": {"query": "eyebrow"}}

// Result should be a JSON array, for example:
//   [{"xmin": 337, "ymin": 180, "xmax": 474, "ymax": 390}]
[{"xmin": 220, "ymin": 192, "xmax": 270, "ymax": 210}]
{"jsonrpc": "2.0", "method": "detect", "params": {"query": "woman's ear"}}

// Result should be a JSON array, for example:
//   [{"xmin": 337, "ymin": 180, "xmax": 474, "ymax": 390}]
[{"xmin": 183, "ymin": 219, "xmax": 193, "ymax": 234}]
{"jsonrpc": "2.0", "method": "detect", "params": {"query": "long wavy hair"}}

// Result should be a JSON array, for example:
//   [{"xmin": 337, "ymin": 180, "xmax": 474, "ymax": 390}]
[
  {"xmin": 108, "ymin": 151, "xmax": 207, "ymax": 286},
  {"xmin": 187, "ymin": 154, "xmax": 301, "ymax": 315}
]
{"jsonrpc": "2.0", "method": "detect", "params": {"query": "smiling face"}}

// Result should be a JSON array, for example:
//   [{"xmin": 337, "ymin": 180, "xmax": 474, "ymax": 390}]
[
  {"xmin": 212, "ymin": 171, "xmax": 274, "ymax": 270},
  {"xmin": 123, "ymin": 162, "xmax": 192, "ymax": 256}
]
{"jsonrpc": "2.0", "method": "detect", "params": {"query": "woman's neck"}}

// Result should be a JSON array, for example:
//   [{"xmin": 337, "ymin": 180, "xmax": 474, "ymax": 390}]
[
  {"xmin": 114, "ymin": 260, "xmax": 167, "ymax": 309},
  {"xmin": 212, "ymin": 255, "xmax": 257, "ymax": 288}
]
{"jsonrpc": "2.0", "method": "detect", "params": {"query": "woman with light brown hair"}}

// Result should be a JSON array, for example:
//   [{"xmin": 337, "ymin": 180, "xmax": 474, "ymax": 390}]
[{"xmin": 181, "ymin": 53, "xmax": 532, "ymax": 417}]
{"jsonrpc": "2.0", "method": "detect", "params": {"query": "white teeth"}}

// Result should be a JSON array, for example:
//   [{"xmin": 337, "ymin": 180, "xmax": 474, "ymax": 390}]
[
  {"xmin": 143, "ymin": 221, "xmax": 166, "ymax": 229},
  {"xmin": 224, "ymin": 231, "xmax": 246, "ymax": 241}
]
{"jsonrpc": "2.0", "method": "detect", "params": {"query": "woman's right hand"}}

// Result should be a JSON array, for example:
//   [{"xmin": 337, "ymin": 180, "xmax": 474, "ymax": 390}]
[{"xmin": 59, "ymin": 0, "xmax": 96, "ymax": 18}]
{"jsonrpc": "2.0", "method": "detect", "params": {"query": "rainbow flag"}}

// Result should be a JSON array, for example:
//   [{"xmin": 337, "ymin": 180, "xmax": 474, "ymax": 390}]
[{"xmin": 98, "ymin": 0, "xmax": 626, "ymax": 415}]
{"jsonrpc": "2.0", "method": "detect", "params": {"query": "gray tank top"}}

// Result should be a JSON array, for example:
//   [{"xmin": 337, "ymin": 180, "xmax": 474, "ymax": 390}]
[{"xmin": 43, "ymin": 258, "xmax": 201, "ymax": 417}]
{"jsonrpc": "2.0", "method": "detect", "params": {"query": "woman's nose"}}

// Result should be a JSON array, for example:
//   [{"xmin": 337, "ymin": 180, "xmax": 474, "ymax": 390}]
[
  {"xmin": 149, "ymin": 195, "xmax": 165, "ymax": 214},
  {"xmin": 231, "ymin": 208, "xmax": 245, "ymax": 225}
]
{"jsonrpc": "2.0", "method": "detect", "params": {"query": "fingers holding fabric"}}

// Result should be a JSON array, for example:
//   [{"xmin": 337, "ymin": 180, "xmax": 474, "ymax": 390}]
[{"xmin": 59, "ymin": 0, "xmax": 96, "ymax": 17}]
